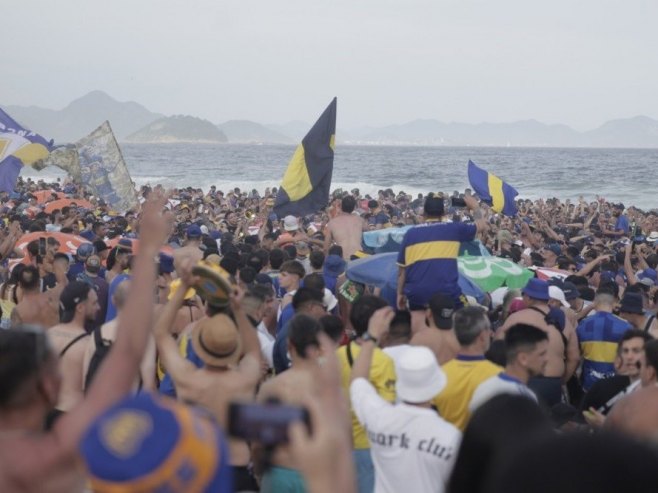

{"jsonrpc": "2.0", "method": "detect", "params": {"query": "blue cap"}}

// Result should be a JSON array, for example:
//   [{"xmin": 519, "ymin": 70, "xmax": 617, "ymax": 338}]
[
  {"xmin": 187, "ymin": 224, "xmax": 202, "ymax": 238},
  {"xmin": 522, "ymin": 278, "xmax": 550, "ymax": 301},
  {"xmin": 79, "ymin": 230, "xmax": 95, "ymax": 241},
  {"xmin": 158, "ymin": 253, "xmax": 174, "ymax": 274},
  {"xmin": 79, "ymin": 392, "xmax": 232, "ymax": 492},
  {"xmin": 76, "ymin": 243, "xmax": 96, "ymax": 259}
]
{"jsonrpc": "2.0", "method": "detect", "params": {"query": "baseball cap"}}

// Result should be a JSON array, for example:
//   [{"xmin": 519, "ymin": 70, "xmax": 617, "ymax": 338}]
[
  {"xmin": 59, "ymin": 281, "xmax": 92, "ymax": 320},
  {"xmin": 76, "ymin": 243, "xmax": 96, "ymax": 260},
  {"xmin": 186, "ymin": 224, "xmax": 202, "ymax": 238},
  {"xmin": 283, "ymin": 215, "xmax": 299, "ymax": 231},
  {"xmin": 80, "ymin": 392, "xmax": 230, "ymax": 493},
  {"xmin": 396, "ymin": 347, "xmax": 447, "ymax": 403},
  {"xmin": 428, "ymin": 293, "xmax": 455, "ymax": 329},
  {"xmin": 548, "ymin": 285, "xmax": 569, "ymax": 308},
  {"xmin": 85, "ymin": 255, "xmax": 102, "ymax": 274},
  {"xmin": 158, "ymin": 253, "xmax": 174, "ymax": 275},
  {"xmin": 117, "ymin": 238, "xmax": 133, "ymax": 252}
]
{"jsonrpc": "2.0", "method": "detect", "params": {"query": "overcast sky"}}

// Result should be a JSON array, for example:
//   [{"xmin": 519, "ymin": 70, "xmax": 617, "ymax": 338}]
[{"xmin": 2, "ymin": 0, "xmax": 657, "ymax": 130}]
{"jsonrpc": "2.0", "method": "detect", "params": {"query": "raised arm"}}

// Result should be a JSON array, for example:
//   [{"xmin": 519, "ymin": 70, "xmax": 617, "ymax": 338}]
[
  {"xmin": 54, "ymin": 192, "xmax": 169, "ymax": 450},
  {"xmin": 623, "ymin": 244, "xmax": 639, "ymax": 286}
]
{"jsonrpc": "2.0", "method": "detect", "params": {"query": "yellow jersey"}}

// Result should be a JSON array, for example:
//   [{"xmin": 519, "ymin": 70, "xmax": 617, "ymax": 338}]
[
  {"xmin": 432, "ymin": 355, "xmax": 502, "ymax": 431},
  {"xmin": 337, "ymin": 342, "xmax": 397, "ymax": 449}
]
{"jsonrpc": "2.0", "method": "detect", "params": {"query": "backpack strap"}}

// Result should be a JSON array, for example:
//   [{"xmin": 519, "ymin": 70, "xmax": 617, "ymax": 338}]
[
  {"xmin": 346, "ymin": 341, "xmax": 355, "ymax": 368},
  {"xmin": 526, "ymin": 306, "xmax": 569, "ymax": 354},
  {"xmin": 59, "ymin": 333, "xmax": 89, "ymax": 358}
]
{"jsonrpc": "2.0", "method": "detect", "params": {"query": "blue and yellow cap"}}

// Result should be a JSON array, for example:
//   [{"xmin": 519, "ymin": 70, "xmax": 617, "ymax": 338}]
[{"xmin": 79, "ymin": 392, "xmax": 232, "ymax": 493}]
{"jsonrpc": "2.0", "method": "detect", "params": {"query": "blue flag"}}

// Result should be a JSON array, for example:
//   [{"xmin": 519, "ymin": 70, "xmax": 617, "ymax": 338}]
[
  {"xmin": 274, "ymin": 98, "xmax": 336, "ymax": 218},
  {"xmin": 467, "ymin": 160, "xmax": 518, "ymax": 216},
  {"xmin": 0, "ymin": 108, "xmax": 53, "ymax": 192}
]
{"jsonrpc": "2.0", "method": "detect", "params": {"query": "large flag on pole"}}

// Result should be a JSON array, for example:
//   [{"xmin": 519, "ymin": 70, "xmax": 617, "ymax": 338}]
[
  {"xmin": 273, "ymin": 98, "xmax": 337, "ymax": 217},
  {"xmin": 46, "ymin": 122, "xmax": 139, "ymax": 213},
  {"xmin": 467, "ymin": 160, "xmax": 519, "ymax": 216},
  {"xmin": 0, "ymin": 108, "xmax": 53, "ymax": 192}
]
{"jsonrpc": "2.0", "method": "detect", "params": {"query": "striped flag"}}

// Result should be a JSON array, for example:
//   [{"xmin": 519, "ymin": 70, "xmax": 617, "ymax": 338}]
[{"xmin": 467, "ymin": 160, "xmax": 519, "ymax": 216}]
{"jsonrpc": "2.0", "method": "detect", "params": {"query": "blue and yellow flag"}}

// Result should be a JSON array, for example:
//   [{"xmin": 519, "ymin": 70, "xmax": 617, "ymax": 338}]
[
  {"xmin": 467, "ymin": 160, "xmax": 518, "ymax": 216},
  {"xmin": 0, "ymin": 108, "xmax": 53, "ymax": 193},
  {"xmin": 274, "ymin": 98, "xmax": 336, "ymax": 217}
]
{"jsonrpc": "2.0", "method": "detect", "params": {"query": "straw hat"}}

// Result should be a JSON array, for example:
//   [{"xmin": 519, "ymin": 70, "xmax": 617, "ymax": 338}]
[{"xmin": 191, "ymin": 314, "xmax": 242, "ymax": 367}]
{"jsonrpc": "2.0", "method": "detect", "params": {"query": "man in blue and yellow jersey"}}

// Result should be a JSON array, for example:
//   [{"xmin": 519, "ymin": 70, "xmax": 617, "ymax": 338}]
[
  {"xmin": 432, "ymin": 306, "xmax": 502, "ymax": 431},
  {"xmin": 397, "ymin": 193, "xmax": 487, "ymax": 333},
  {"xmin": 337, "ymin": 295, "xmax": 397, "ymax": 493},
  {"xmin": 577, "ymin": 286, "xmax": 632, "ymax": 391}
]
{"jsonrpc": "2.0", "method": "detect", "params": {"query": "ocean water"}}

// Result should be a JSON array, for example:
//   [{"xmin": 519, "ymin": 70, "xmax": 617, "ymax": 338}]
[{"xmin": 22, "ymin": 144, "xmax": 658, "ymax": 210}]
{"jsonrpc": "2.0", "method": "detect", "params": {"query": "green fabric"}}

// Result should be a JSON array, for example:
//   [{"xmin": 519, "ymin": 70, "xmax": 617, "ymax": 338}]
[
  {"xmin": 261, "ymin": 466, "xmax": 307, "ymax": 493},
  {"xmin": 458, "ymin": 255, "xmax": 534, "ymax": 292}
]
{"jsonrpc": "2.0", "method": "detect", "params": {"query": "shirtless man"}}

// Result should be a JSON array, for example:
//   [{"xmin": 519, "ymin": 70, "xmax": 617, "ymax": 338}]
[
  {"xmin": 153, "ymin": 266, "xmax": 262, "ymax": 491},
  {"xmin": 82, "ymin": 279, "xmax": 157, "ymax": 392},
  {"xmin": 11, "ymin": 262, "xmax": 67, "ymax": 329},
  {"xmin": 324, "ymin": 195, "xmax": 366, "ymax": 260},
  {"xmin": 410, "ymin": 293, "xmax": 460, "ymax": 365},
  {"xmin": 257, "ymin": 313, "xmax": 324, "ymax": 491},
  {"xmin": 172, "ymin": 224, "xmax": 204, "ymax": 273},
  {"xmin": 497, "ymin": 278, "xmax": 579, "ymax": 407},
  {"xmin": 46, "ymin": 281, "xmax": 100, "ymax": 423},
  {"xmin": 0, "ymin": 192, "xmax": 169, "ymax": 493}
]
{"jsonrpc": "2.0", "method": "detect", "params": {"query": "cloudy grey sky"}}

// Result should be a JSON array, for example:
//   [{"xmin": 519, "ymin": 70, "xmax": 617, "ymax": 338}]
[{"xmin": 2, "ymin": 0, "xmax": 657, "ymax": 130}]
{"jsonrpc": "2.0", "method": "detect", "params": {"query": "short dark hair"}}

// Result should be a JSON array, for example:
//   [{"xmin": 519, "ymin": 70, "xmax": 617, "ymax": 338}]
[
  {"xmin": 619, "ymin": 328, "xmax": 653, "ymax": 355},
  {"xmin": 350, "ymin": 295, "xmax": 388, "ymax": 336},
  {"xmin": 504, "ymin": 324, "xmax": 548, "ymax": 362},
  {"xmin": 303, "ymin": 273, "xmax": 325, "ymax": 292},
  {"xmin": 341, "ymin": 195, "xmax": 356, "ymax": 213},
  {"xmin": 0, "ymin": 327, "xmax": 53, "ymax": 409},
  {"xmin": 644, "ymin": 339, "xmax": 658, "ymax": 373},
  {"xmin": 454, "ymin": 306, "xmax": 490, "ymax": 346},
  {"xmin": 269, "ymin": 249, "xmax": 286, "ymax": 270},
  {"xmin": 280, "ymin": 260, "xmax": 305, "ymax": 279},
  {"xmin": 288, "ymin": 314, "xmax": 321, "ymax": 358},
  {"xmin": 388, "ymin": 310, "xmax": 411, "ymax": 342},
  {"xmin": 291, "ymin": 287, "xmax": 324, "ymax": 311},
  {"xmin": 320, "ymin": 314, "xmax": 344, "ymax": 344},
  {"xmin": 18, "ymin": 265, "xmax": 40, "ymax": 292},
  {"xmin": 310, "ymin": 250, "xmax": 325, "ymax": 270}
]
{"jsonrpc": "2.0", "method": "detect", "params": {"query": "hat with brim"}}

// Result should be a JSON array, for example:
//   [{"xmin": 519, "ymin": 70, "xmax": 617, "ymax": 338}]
[
  {"xmin": 548, "ymin": 286, "xmax": 570, "ymax": 308},
  {"xmin": 283, "ymin": 215, "xmax": 299, "ymax": 231},
  {"xmin": 396, "ymin": 346, "xmax": 447, "ymax": 403},
  {"xmin": 323, "ymin": 255, "xmax": 346, "ymax": 277},
  {"xmin": 522, "ymin": 278, "xmax": 550, "ymax": 301},
  {"xmin": 191, "ymin": 314, "xmax": 242, "ymax": 367},
  {"xmin": 191, "ymin": 261, "xmax": 232, "ymax": 308},
  {"xmin": 80, "ymin": 392, "xmax": 226, "ymax": 492},
  {"xmin": 647, "ymin": 231, "xmax": 658, "ymax": 243},
  {"xmin": 619, "ymin": 292, "xmax": 644, "ymax": 315}
]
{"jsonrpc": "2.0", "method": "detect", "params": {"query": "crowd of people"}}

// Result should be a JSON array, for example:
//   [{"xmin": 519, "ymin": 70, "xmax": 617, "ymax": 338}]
[{"xmin": 0, "ymin": 174, "xmax": 658, "ymax": 492}]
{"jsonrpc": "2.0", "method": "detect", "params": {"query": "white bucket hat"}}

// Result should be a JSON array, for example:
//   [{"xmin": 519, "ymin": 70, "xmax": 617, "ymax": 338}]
[
  {"xmin": 396, "ymin": 347, "xmax": 447, "ymax": 403},
  {"xmin": 283, "ymin": 215, "xmax": 299, "ymax": 231}
]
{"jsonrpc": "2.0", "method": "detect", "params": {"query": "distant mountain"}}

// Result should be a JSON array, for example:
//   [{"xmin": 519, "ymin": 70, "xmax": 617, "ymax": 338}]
[
  {"xmin": 583, "ymin": 116, "xmax": 658, "ymax": 148},
  {"xmin": 126, "ymin": 115, "xmax": 228, "ymax": 143},
  {"xmin": 4, "ymin": 91, "xmax": 162, "ymax": 143},
  {"xmin": 354, "ymin": 118, "xmax": 581, "ymax": 146},
  {"xmin": 4, "ymin": 91, "xmax": 658, "ymax": 147},
  {"xmin": 218, "ymin": 120, "xmax": 292, "ymax": 144}
]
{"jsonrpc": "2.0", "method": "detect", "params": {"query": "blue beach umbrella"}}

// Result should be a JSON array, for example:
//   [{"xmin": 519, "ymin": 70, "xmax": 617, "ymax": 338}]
[{"xmin": 346, "ymin": 252, "xmax": 486, "ymax": 306}]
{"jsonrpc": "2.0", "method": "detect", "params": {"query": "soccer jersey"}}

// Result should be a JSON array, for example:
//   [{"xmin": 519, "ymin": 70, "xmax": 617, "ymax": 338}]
[
  {"xmin": 338, "ymin": 342, "xmax": 397, "ymax": 449},
  {"xmin": 469, "ymin": 372, "xmax": 537, "ymax": 412},
  {"xmin": 397, "ymin": 222, "xmax": 476, "ymax": 307},
  {"xmin": 432, "ymin": 355, "xmax": 502, "ymax": 430},
  {"xmin": 576, "ymin": 312, "xmax": 632, "ymax": 391}
]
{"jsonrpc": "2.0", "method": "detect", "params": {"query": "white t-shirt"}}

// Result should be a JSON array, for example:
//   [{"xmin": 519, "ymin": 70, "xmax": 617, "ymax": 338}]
[
  {"xmin": 468, "ymin": 372, "xmax": 537, "ymax": 413},
  {"xmin": 350, "ymin": 378, "xmax": 461, "ymax": 493},
  {"xmin": 256, "ymin": 321, "xmax": 275, "ymax": 369}
]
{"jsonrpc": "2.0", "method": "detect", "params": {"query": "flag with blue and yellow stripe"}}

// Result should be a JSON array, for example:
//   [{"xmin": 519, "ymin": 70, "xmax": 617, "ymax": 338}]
[
  {"xmin": 274, "ymin": 98, "xmax": 336, "ymax": 217},
  {"xmin": 0, "ymin": 108, "xmax": 53, "ymax": 193},
  {"xmin": 467, "ymin": 160, "xmax": 518, "ymax": 216}
]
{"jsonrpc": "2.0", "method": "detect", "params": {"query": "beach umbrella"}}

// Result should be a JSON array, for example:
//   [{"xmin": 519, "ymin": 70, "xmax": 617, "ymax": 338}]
[
  {"xmin": 458, "ymin": 255, "xmax": 534, "ymax": 293},
  {"xmin": 15, "ymin": 231, "xmax": 91, "ymax": 256},
  {"xmin": 31, "ymin": 190, "xmax": 66, "ymax": 204},
  {"xmin": 346, "ymin": 252, "xmax": 486, "ymax": 306},
  {"xmin": 44, "ymin": 198, "xmax": 94, "ymax": 213}
]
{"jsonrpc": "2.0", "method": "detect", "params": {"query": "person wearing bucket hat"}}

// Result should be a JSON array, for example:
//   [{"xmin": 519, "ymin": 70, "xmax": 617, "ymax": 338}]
[
  {"xmin": 349, "ymin": 306, "xmax": 460, "ymax": 493},
  {"xmin": 618, "ymin": 290, "xmax": 658, "ymax": 338},
  {"xmin": 152, "ymin": 263, "xmax": 262, "ymax": 491},
  {"xmin": 498, "ymin": 278, "xmax": 580, "ymax": 408},
  {"xmin": 79, "ymin": 392, "xmax": 233, "ymax": 493},
  {"xmin": 0, "ymin": 193, "xmax": 169, "ymax": 492}
]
